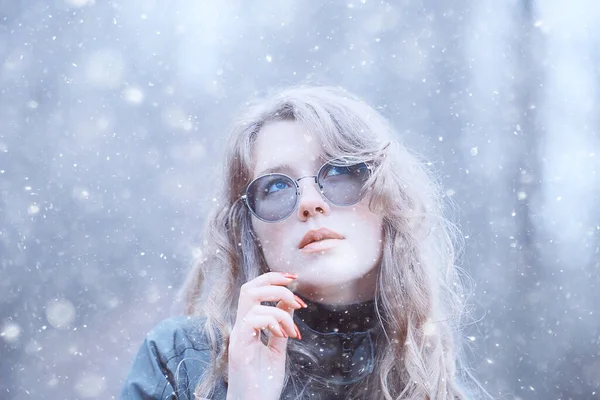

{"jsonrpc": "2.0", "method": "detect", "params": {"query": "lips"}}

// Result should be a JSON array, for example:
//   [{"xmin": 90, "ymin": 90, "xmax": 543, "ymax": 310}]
[{"xmin": 298, "ymin": 228, "xmax": 345, "ymax": 249}]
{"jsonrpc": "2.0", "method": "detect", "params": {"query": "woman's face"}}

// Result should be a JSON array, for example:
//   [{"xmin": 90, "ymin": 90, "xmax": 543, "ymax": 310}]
[{"xmin": 250, "ymin": 120, "xmax": 384, "ymax": 304}]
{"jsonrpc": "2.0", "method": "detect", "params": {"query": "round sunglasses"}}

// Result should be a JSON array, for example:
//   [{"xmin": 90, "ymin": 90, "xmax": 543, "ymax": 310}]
[{"xmin": 241, "ymin": 159, "xmax": 372, "ymax": 223}]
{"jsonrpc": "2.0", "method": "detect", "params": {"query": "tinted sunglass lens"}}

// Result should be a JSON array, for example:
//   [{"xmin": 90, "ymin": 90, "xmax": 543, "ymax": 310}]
[
  {"xmin": 246, "ymin": 174, "xmax": 297, "ymax": 222},
  {"xmin": 318, "ymin": 162, "xmax": 369, "ymax": 205}
]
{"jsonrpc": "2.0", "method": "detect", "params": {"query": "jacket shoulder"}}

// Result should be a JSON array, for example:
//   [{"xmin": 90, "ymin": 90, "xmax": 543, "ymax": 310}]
[
  {"xmin": 145, "ymin": 315, "xmax": 213, "ymax": 356},
  {"xmin": 120, "ymin": 315, "xmax": 227, "ymax": 400}
]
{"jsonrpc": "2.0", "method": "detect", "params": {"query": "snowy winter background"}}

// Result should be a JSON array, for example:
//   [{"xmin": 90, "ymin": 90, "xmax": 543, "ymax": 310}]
[{"xmin": 1, "ymin": 0, "xmax": 599, "ymax": 399}]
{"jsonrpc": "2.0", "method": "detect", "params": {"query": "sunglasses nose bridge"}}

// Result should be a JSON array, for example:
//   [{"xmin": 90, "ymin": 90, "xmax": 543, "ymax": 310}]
[
  {"xmin": 296, "ymin": 175, "xmax": 320, "ymax": 193},
  {"xmin": 296, "ymin": 174, "xmax": 317, "ymax": 183}
]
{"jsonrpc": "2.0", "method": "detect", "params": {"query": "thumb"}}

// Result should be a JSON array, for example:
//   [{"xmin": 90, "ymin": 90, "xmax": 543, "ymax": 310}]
[{"xmin": 267, "ymin": 300, "xmax": 296, "ymax": 353}]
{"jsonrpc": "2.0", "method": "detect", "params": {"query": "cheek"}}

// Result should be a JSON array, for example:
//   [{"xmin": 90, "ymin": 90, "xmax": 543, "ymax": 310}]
[
  {"xmin": 251, "ymin": 218, "xmax": 292, "ymax": 257},
  {"xmin": 350, "ymin": 208, "xmax": 384, "ymax": 254}
]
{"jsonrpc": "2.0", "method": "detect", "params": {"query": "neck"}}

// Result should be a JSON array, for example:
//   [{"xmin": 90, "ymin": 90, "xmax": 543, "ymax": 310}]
[{"xmin": 295, "ymin": 267, "xmax": 378, "ymax": 306}]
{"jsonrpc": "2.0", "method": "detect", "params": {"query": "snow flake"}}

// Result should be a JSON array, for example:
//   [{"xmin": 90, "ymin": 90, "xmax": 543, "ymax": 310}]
[
  {"xmin": 27, "ymin": 204, "xmax": 40, "ymax": 215},
  {"xmin": 0, "ymin": 322, "xmax": 22, "ymax": 343},
  {"xmin": 123, "ymin": 87, "xmax": 144, "ymax": 105},
  {"xmin": 45, "ymin": 298, "xmax": 76, "ymax": 330},
  {"xmin": 65, "ymin": 0, "xmax": 95, "ymax": 8}
]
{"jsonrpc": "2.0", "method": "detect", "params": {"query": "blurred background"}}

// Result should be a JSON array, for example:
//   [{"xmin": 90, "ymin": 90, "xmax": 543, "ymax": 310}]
[{"xmin": 1, "ymin": 0, "xmax": 599, "ymax": 399}]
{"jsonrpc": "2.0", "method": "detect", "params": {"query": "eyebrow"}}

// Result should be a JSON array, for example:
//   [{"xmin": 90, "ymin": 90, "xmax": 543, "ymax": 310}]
[
  {"xmin": 254, "ymin": 155, "xmax": 329, "ymax": 178},
  {"xmin": 255, "ymin": 163, "xmax": 297, "ymax": 177}
]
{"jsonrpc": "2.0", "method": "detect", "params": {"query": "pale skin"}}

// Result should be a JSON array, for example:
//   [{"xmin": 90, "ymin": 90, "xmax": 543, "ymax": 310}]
[{"xmin": 227, "ymin": 120, "xmax": 384, "ymax": 400}]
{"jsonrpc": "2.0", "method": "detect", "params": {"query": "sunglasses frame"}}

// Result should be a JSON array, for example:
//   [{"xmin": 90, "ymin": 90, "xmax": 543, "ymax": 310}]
[{"xmin": 241, "ymin": 158, "xmax": 373, "ymax": 223}]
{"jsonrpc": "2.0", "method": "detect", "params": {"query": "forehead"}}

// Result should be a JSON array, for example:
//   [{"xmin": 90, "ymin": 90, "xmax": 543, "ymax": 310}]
[{"xmin": 252, "ymin": 120, "xmax": 326, "ymax": 176}]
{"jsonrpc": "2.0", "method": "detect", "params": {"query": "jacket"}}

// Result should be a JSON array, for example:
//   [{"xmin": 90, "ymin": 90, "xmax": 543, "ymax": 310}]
[{"xmin": 119, "ymin": 314, "xmax": 378, "ymax": 399}]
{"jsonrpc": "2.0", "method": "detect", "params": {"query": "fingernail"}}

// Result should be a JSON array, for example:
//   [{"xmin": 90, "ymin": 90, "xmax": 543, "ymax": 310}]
[
  {"xmin": 294, "ymin": 323, "xmax": 302, "ymax": 340},
  {"xmin": 294, "ymin": 294, "xmax": 308, "ymax": 308},
  {"xmin": 283, "ymin": 272, "xmax": 298, "ymax": 279},
  {"xmin": 280, "ymin": 326, "xmax": 288, "ymax": 338}
]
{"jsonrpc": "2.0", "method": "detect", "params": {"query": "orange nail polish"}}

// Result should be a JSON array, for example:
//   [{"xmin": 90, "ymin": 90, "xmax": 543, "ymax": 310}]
[
  {"xmin": 283, "ymin": 272, "xmax": 298, "ymax": 279},
  {"xmin": 294, "ymin": 324, "xmax": 302, "ymax": 340},
  {"xmin": 294, "ymin": 294, "xmax": 308, "ymax": 308}
]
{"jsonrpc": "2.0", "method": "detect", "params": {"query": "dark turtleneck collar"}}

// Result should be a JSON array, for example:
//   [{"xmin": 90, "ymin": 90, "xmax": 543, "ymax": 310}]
[
  {"xmin": 294, "ymin": 297, "xmax": 378, "ymax": 333},
  {"xmin": 289, "ymin": 296, "xmax": 380, "ymax": 389}
]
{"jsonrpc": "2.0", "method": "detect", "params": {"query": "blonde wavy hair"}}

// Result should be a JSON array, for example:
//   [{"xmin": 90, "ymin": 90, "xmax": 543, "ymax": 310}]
[{"xmin": 180, "ymin": 86, "xmax": 486, "ymax": 399}]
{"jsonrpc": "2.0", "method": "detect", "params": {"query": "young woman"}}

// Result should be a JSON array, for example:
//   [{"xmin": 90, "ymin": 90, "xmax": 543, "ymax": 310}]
[{"xmin": 120, "ymin": 86, "xmax": 484, "ymax": 399}]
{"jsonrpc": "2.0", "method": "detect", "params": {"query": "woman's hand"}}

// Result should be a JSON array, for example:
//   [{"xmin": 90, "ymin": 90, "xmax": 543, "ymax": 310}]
[{"xmin": 226, "ymin": 272, "xmax": 308, "ymax": 400}]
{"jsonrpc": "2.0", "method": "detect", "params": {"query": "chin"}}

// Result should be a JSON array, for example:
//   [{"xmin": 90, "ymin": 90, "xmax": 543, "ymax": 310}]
[{"xmin": 300, "ymin": 259, "xmax": 368, "ymax": 280}]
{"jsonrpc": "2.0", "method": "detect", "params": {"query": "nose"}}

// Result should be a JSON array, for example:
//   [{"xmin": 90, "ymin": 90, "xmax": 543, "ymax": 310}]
[{"xmin": 297, "ymin": 177, "xmax": 331, "ymax": 221}]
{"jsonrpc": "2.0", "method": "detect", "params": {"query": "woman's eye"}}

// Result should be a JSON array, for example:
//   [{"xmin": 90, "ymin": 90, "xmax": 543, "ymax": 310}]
[{"xmin": 266, "ymin": 180, "xmax": 290, "ymax": 194}]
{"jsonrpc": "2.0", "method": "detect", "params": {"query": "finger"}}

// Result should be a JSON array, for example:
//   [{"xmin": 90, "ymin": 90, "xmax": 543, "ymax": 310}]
[
  {"xmin": 241, "ymin": 314, "xmax": 287, "ymax": 340},
  {"xmin": 246, "ymin": 286, "xmax": 305, "ymax": 309},
  {"xmin": 267, "ymin": 301, "xmax": 302, "ymax": 351},
  {"xmin": 250, "ymin": 304, "xmax": 298, "ymax": 339},
  {"xmin": 241, "ymin": 271, "xmax": 297, "ymax": 290},
  {"xmin": 237, "ymin": 279, "xmax": 306, "ymax": 319},
  {"xmin": 276, "ymin": 300, "xmax": 301, "ymax": 340}
]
